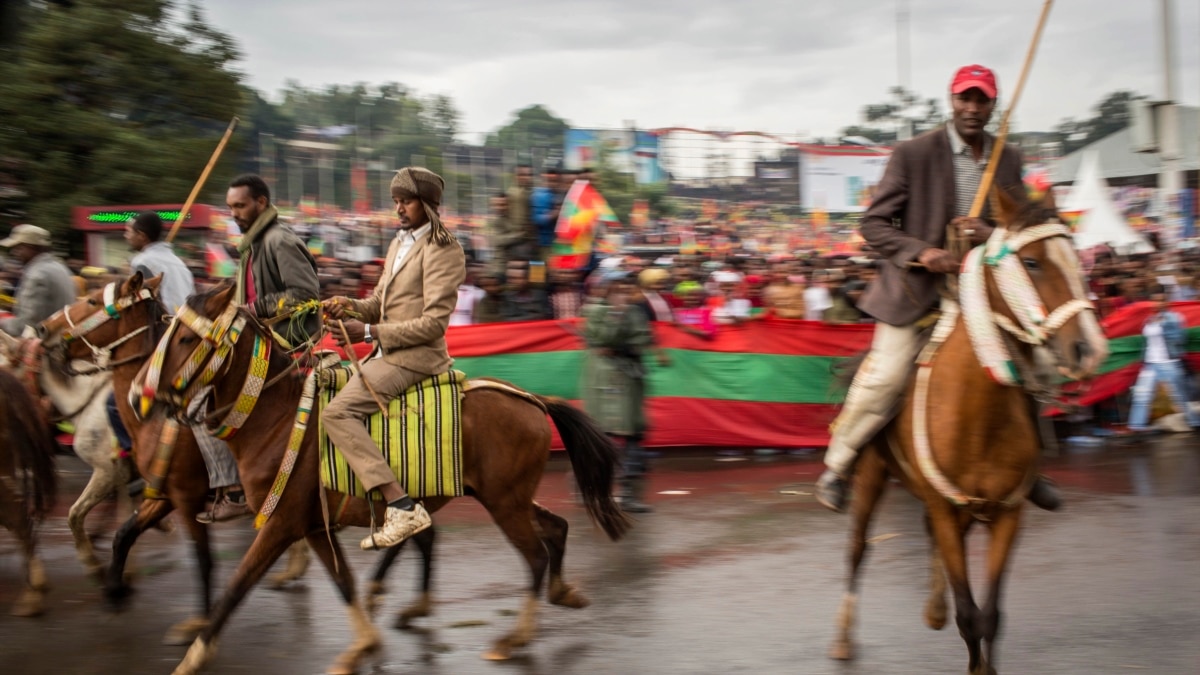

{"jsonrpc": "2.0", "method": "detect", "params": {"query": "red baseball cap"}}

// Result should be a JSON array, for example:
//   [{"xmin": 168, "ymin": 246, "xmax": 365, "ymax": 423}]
[{"xmin": 950, "ymin": 64, "xmax": 997, "ymax": 99}]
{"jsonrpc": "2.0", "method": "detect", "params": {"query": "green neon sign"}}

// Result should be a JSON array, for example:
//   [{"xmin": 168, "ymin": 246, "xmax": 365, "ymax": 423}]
[{"xmin": 86, "ymin": 209, "xmax": 189, "ymax": 224}]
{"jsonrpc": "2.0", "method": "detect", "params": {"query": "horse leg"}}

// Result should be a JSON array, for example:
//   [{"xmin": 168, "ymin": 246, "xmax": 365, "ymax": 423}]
[
  {"xmin": 928, "ymin": 506, "xmax": 983, "ymax": 675},
  {"xmin": 10, "ymin": 515, "xmax": 47, "ymax": 618},
  {"xmin": 829, "ymin": 449, "xmax": 888, "ymax": 661},
  {"xmin": 171, "ymin": 522, "xmax": 298, "ymax": 675},
  {"xmin": 105, "ymin": 497, "xmax": 174, "ymax": 606},
  {"xmin": 303, "ymin": 530, "xmax": 381, "ymax": 675},
  {"xmin": 362, "ymin": 540, "xmax": 402, "ymax": 618},
  {"xmin": 162, "ymin": 517, "xmax": 216, "ymax": 646},
  {"xmin": 978, "ymin": 508, "xmax": 1022, "ymax": 675},
  {"xmin": 265, "ymin": 541, "xmax": 312, "ymax": 590},
  {"xmin": 924, "ymin": 513, "xmax": 949, "ymax": 631},
  {"xmin": 533, "ymin": 503, "xmax": 588, "ymax": 609},
  {"xmin": 67, "ymin": 467, "xmax": 117, "ymax": 581},
  {"xmin": 480, "ymin": 503, "xmax": 549, "ymax": 661},
  {"xmin": 394, "ymin": 527, "xmax": 437, "ymax": 629}
]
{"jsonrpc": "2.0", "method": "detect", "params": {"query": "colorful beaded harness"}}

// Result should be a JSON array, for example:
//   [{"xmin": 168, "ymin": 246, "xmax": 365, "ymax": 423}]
[{"xmin": 59, "ymin": 282, "xmax": 155, "ymax": 373}]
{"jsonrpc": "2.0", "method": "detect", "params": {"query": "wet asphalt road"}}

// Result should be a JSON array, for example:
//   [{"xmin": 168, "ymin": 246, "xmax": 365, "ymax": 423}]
[{"xmin": 1, "ymin": 435, "xmax": 1198, "ymax": 675}]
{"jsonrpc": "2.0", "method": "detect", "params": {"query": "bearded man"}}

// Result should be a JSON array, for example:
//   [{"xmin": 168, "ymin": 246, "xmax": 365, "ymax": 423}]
[{"xmin": 323, "ymin": 167, "xmax": 466, "ymax": 550}]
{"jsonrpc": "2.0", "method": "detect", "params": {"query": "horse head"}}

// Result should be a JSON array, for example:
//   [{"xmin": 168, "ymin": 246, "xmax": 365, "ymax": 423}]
[
  {"xmin": 138, "ymin": 280, "xmax": 248, "ymax": 422},
  {"xmin": 982, "ymin": 188, "xmax": 1108, "ymax": 381},
  {"xmin": 40, "ymin": 272, "xmax": 165, "ymax": 376}
]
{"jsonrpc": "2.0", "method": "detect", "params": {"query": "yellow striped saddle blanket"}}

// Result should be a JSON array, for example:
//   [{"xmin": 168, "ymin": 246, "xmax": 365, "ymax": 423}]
[{"xmin": 317, "ymin": 366, "xmax": 465, "ymax": 499}]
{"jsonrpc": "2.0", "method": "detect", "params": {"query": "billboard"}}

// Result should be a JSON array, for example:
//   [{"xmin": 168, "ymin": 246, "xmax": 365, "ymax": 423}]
[
  {"xmin": 564, "ymin": 129, "xmax": 666, "ymax": 184},
  {"xmin": 800, "ymin": 148, "xmax": 890, "ymax": 213}
]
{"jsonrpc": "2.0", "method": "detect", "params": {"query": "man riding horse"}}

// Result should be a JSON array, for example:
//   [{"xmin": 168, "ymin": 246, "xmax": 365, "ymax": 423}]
[
  {"xmin": 323, "ymin": 167, "xmax": 466, "ymax": 550},
  {"xmin": 815, "ymin": 64, "xmax": 1061, "ymax": 513}
]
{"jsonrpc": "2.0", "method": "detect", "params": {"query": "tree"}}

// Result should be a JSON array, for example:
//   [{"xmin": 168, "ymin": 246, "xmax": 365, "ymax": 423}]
[
  {"xmin": 1053, "ymin": 90, "xmax": 1147, "ymax": 155},
  {"xmin": 485, "ymin": 105, "xmax": 570, "ymax": 162},
  {"xmin": 840, "ymin": 86, "xmax": 945, "ymax": 145},
  {"xmin": 0, "ymin": 0, "xmax": 244, "ymax": 232}
]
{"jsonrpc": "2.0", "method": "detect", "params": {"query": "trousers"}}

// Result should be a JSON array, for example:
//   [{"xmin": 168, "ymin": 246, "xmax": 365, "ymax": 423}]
[
  {"xmin": 1128, "ymin": 360, "xmax": 1199, "ymax": 429},
  {"xmin": 322, "ymin": 358, "xmax": 428, "ymax": 492},
  {"xmin": 823, "ymin": 321, "xmax": 926, "ymax": 476},
  {"xmin": 188, "ymin": 395, "xmax": 239, "ymax": 489}
]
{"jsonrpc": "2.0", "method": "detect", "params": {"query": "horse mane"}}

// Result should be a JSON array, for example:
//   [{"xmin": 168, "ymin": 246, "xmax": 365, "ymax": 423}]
[
  {"xmin": 184, "ymin": 280, "xmax": 236, "ymax": 313},
  {"xmin": 1002, "ymin": 200, "xmax": 1059, "ymax": 233},
  {"xmin": 0, "ymin": 369, "xmax": 57, "ymax": 518}
]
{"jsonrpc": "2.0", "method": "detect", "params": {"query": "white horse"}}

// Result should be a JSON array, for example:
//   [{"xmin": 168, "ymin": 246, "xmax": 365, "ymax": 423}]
[{"xmin": 0, "ymin": 331, "xmax": 133, "ymax": 579}]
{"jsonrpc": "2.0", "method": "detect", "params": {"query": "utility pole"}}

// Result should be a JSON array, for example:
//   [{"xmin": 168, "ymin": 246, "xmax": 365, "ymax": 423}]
[{"xmin": 1159, "ymin": 0, "xmax": 1183, "ymax": 193}]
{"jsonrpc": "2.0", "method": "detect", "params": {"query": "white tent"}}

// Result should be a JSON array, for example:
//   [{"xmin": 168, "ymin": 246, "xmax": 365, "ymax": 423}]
[{"xmin": 1061, "ymin": 151, "xmax": 1154, "ymax": 254}]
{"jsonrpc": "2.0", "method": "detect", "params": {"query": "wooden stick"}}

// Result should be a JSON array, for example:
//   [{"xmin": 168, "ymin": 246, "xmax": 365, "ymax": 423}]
[
  {"xmin": 968, "ymin": 0, "xmax": 1055, "ymax": 218},
  {"xmin": 166, "ymin": 116, "xmax": 240, "ymax": 243},
  {"xmin": 336, "ymin": 319, "xmax": 390, "ymax": 416}
]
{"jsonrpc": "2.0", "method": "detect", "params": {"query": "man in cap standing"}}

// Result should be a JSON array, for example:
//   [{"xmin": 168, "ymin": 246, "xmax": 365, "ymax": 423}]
[
  {"xmin": 323, "ymin": 167, "xmax": 466, "ymax": 550},
  {"xmin": 814, "ymin": 64, "xmax": 1062, "ymax": 513},
  {"xmin": 1, "ymin": 224, "xmax": 76, "ymax": 336}
]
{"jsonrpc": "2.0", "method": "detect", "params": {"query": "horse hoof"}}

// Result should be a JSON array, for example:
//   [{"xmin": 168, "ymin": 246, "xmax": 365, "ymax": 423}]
[
  {"xmin": 394, "ymin": 608, "xmax": 429, "ymax": 630},
  {"xmin": 828, "ymin": 639, "xmax": 854, "ymax": 661},
  {"xmin": 325, "ymin": 655, "xmax": 359, "ymax": 675},
  {"xmin": 548, "ymin": 583, "xmax": 590, "ymax": 609},
  {"xmin": 163, "ymin": 617, "xmax": 209, "ymax": 646},
  {"xmin": 924, "ymin": 602, "xmax": 948, "ymax": 631},
  {"xmin": 172, "ymin": 638, "xmax": 215, "ymax": 675},
  {"xmin": 481, "ymin": 641, "xmax": 514, "ymax": 661},
  {"xmin": 11, "ymin": 592, "xmax": 44, "ymax": 618}
]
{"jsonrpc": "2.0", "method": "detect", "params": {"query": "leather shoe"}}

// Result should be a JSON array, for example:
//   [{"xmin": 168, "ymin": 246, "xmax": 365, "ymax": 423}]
[
  {"xmin": 815, "ymin": 470, "xmax": 850, "ymax": 513},
  {"xmin": 196, "ymin": 491, "xmax": 252, "ymax": 524},
  {"xmin": 1027, "ymin": 475, "xmax": 1062, "ymax": 511}
]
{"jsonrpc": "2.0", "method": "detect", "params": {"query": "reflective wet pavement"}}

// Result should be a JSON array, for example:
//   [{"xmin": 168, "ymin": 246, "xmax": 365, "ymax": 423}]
[{"xmin": 1, "ymin": 435, "xmax": 1198, "ymax": 674}]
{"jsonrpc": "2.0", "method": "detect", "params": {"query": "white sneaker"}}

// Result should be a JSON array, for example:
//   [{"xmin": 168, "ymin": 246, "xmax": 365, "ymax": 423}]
[{"xmin": 360, "ymin": 503, "xmax": 432, "ymax": 551}]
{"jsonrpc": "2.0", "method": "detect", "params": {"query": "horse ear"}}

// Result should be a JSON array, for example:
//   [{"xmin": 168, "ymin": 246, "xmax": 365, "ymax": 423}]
[
  {"xmin": 145, "ymin": 273, "xmax": 163, "ymax": 291},
  {"xmin": 127, "ymin": 271, "xmax": 144, "ymax": 293},
  {"xmin": 990, "ymin": 185, "xmax": 1020, "ymax": 229},
  {"xmin": 1040, "ymin": 185, "xmax": 1058, "ymax": 213}
]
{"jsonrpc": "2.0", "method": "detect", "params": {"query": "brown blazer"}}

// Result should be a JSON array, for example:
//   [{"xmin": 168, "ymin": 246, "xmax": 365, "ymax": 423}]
[
  {"xmin": 857, "ymin": 126, "xmax": 1026, "ymax": 326},
  {"xmin": 347, "ymin": 232, "xmax": 466, "ymax": 375}
]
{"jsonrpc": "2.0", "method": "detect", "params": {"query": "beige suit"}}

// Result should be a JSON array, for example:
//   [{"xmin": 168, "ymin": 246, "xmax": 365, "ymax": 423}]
[{"xmin": 323, "ymin": 232, "xmax": 466, "ymax": 491}]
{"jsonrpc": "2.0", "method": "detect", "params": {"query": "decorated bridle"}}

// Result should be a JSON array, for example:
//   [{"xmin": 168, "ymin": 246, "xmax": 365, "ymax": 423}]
[
  {"xmin": 56, "ymin": 282, "xmax": 156, "ymax": 375},
  {"xmin": 911, "ymin": 221, "xmax": 1095, "ymax": 511},
  {"xmin": 138, "ymin": 299, "xmax": 271, "ymax": 441},
  {"xmin": 958, "ymin": 222, "xmax": 1096, "ymax": 386}
]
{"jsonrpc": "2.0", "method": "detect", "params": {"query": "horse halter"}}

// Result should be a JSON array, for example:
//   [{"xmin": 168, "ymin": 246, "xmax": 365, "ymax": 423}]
[
  {"xmin": 58, "ymin": 282, "xmax": 155, "ymax": 374},
  {"xmin": 138, "ymin": 300, "xmax": 271, "ymax": 440},
  {"xmin": 959, "ymin": 222, "xmax": 1095, "ymax": 387}
]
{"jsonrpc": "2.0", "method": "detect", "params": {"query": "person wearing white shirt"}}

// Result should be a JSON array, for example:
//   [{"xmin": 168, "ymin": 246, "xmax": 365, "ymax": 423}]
[{"xmin": 803, "ymin": 272, "xmax": 833, "ymax": 321}]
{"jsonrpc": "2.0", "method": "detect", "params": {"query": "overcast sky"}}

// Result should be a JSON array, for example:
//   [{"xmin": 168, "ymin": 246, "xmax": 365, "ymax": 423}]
[{"xmin": 203, "ymin": 0, "xmax": 1199, "ymax": 142}]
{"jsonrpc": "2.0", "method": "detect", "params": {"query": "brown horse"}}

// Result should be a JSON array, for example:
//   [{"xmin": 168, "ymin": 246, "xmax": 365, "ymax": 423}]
[
  {"xmin": 0, "ymin": 367, "xmax": 58, "ymax": 617},
  {"xmin": 142, "ymin": 281, "xmax": 629, "ymax": 675},
  {"xmin": 38, "ymin": 273, "xmax": 435, "ymax": 640},
  {"xmin": 828, "ymin": 190, "xmax": 1108, "ymax": 674}
]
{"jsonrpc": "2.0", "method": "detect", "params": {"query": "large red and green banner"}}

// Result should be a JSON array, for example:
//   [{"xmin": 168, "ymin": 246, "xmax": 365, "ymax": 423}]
[
  {"xmin": 318, "ymin": 302, "xmax": 1199, "ymax": 449},
  {"xmin": 445, "ymin": 318, "xmax": 873, "ymax": 448}
]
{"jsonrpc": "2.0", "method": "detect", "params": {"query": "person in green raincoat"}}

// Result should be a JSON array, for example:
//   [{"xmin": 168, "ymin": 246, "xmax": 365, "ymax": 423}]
[{"xmin": 581, "ymin": 271, "xmax": 656, "ymax": 513}]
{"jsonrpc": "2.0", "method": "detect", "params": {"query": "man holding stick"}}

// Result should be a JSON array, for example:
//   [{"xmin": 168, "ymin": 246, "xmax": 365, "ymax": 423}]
[
  {"xmin": 814, "ymin": 64, "xmax": 1062, "ymax": 513},
  {"xmin": 323, "ymin": 167, "xmax": 465, "ymax": 550},
  {"xmin": 193, "ymin": 174, "xmax": 320, "ymax": 523}
]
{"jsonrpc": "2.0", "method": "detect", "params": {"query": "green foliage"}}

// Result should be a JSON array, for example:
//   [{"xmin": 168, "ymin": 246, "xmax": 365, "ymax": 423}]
[
  {"xmin": 485, "ymin": 105, "xmax": 570, "ymax": 159},
  {"xmin": 0, "ymin": 0, "xmax": 244, "ymax": 232},
  {"xmin": 594, "ymin": 147, "xmax": 672, "ymax": 224},
  {"xmin": 1054, "ymin": 90, "xmax": 1147, "ymax": 155},
  {"xmin": 841, "ymin": 86, "xmax": 944, "ymax": 144}
]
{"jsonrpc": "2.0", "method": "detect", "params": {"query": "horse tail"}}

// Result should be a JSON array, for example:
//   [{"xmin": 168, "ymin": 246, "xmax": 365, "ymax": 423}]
[
  {"xmin": 0, "ymin": 369, "xmax": 57, "ymax": 519},
  {"xmin": 538, "ymin": 396, "xmax": 631, "ymax": 541}
]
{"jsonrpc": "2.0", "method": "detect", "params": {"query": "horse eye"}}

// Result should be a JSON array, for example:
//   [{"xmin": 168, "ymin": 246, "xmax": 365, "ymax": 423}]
[
  {"xmin": 179, "ymin": 335, "xmax": 198, "ymax": 346},
  {"xmin": 1022, "ymin": 258, "xmax": 1040, "ymax": 272},
  {"xmin": 86, "ymin": 298, "xmax": 99, "ymax": 306}
]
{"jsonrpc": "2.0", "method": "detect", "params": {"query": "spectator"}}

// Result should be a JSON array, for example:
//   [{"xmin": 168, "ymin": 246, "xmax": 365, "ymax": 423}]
[
  {"xmin": 803, "ymin": 270, "xmax": 833, "ymax": 321},
  {"xmin": 823, "ymin": 280, "xmax": 866, "ymax": 324},
  {"xmin": 451, "ymin": 265, "xmax": 486, "ymax": 327},
  {"xmin": 636, "ymin": 268, "xmax": 674, "ymax": 322},
  {"xmin": 763, "ymin": 263, "xmax": 806, "ymax": 319},
  {"xmin": 674, "ymin": 281, "xmax": 716, "ymax": 339},
  {"xmin": 472, "ymin": 274, "xmax": 506, "ymax": 324},
  {"xmin": 532, "ymin": 164, "xmax": 562, "ymax": 262},
  {"xmin": 549, "ymin": 267, "xmax": 584, "ymax": 319},
  {"xmin": 1126, "ymin": 288, "xmax": 1199, "ymax": 432},
  {"xmin": 502, "ymin": 260, "xmax": 548, "ymax": 321}
]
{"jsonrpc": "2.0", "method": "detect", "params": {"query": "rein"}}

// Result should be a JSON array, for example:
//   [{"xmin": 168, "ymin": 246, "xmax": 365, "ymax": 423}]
[
  {"xmin": 911, "ymin": 223, "xmax": 1093, "ymax": 512},
  {"xmin": 58, "ymin": 282, "xmax": 156, "ymax": 376}
]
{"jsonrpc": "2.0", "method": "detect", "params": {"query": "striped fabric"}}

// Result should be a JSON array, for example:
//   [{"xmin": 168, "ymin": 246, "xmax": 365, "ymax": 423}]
[
  {"xmin": 318, "ymin": 367, "xmax": 464, "ymax": 499},
  {"xmin": 947, "ymin": 124, "xmax": 990, "ymax": 217}
]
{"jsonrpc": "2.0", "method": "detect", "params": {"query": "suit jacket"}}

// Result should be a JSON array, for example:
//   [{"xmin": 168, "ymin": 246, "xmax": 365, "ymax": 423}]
[
  {"xmin": 348, "ymin": 233, "xmax": 466, "ymax": 375},
  {"xmin": 857, "ymin": 126, "xmax": 1026, "ymax": 326}
]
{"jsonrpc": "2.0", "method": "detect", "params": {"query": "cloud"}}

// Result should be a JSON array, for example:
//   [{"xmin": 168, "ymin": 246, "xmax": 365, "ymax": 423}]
[{"xmin": 203, "ymin": 0, "xmax": 1200, "ymax": 139}]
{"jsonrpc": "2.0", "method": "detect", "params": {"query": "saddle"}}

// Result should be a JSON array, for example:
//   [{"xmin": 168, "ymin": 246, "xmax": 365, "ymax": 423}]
[{"xmin": 316, "ymin": 365, "xmax": 465, "ymax": 500}]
